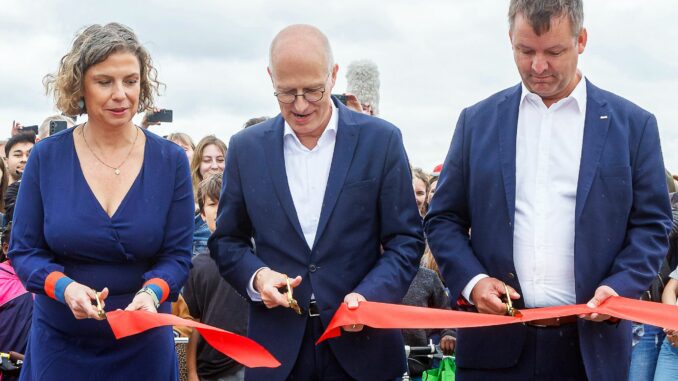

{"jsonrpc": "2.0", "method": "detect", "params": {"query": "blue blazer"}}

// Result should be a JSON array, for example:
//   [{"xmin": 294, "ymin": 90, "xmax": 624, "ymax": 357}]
[
  {"xmin": 425, "ymin": 80, "xmax": 672, "ymax": 381},
  {"xmin": 209, "ymin": 99, "xmax": 425, "ymax": 380}
]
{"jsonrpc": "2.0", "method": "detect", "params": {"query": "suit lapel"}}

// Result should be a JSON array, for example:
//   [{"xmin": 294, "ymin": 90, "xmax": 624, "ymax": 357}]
[
  {"xmin": 499, "ymin": 85, "xmax": 522, "ymax": 225},
  {"xmin": 313, "ymin": 103, "xmax": 359, "ymax": 248},
  {"xmin": 263, "ymin": 116, "xmax": 307, "ymax": 246},
  {"xmin": 576, "ymin": 80, "xmax": 610, "ymax": 219}
]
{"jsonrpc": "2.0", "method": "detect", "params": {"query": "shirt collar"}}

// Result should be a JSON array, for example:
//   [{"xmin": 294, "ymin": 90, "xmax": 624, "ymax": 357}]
[
  {"xmin": 520, "ymin": 71, "xmax": 587, "ymax": 113},
  {"xmin": 283, "ymin": 101, "xmax": 338, "ymax": 149}
]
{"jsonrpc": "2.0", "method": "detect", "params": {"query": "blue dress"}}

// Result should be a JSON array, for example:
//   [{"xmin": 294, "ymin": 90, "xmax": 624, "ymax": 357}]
[{"xmin": 8, "ymin": 128, "xmax": 193, "ymax": 380}]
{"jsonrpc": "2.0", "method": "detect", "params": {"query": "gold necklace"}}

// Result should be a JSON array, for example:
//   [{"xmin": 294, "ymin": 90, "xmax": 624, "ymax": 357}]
[{"xmin": 82, "ymin": 123, "xmax": 139, "ymax": 175}]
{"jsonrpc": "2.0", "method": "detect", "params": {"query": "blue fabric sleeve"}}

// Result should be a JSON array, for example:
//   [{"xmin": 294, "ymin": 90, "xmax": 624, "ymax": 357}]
[{"xmin": 142, "ymin": 145, "xmax": 193, "ymax": 302}]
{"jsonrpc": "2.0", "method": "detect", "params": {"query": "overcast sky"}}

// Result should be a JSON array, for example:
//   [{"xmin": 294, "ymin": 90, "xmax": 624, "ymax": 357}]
[{"xmin": 1, "ymin": 0, "xmax": 677, "ymax": 173}]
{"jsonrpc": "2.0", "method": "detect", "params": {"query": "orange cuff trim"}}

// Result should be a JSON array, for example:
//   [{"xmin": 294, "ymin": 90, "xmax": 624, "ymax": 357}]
[
  {"xmin": 45, "ymin": 271, "xmax": 67, "ymax": 301},
  {"xmin": 144, "ymin": 278, "xmax": 170, "ymax": 304}
]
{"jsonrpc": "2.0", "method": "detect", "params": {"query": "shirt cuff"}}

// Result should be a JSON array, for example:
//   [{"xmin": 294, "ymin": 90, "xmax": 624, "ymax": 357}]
[
  {"xmin": 461, "ymin": 274, "xmax": 489, "ymax": 305},
  {"xmin": 247, "ymin": 267, "xmax": 269, "ymax": 302},
  {"xmin": 45, "ymin": 271, "xmax": 74, "ymax": 304}
]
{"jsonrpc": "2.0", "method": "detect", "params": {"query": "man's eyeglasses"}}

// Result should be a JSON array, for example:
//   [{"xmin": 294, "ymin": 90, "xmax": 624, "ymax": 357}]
[
  {"xmin": 273, "ymin": 73, "xmax": 331, "ymax": 104},
  {"xmin": 274, "ymin": 88, "xmax": 326, "ymax": 104}
]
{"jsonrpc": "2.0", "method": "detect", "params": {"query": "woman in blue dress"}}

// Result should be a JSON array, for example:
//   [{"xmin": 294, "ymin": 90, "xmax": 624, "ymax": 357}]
[{"xmin": 8, "ymin": 23, "xmax": 193, "ymax": 380}]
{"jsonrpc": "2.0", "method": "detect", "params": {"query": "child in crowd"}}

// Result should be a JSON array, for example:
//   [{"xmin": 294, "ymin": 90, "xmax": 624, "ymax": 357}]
[{"xmin": 184, "ymin": 174, "xmax": 248, "ymax": 381}]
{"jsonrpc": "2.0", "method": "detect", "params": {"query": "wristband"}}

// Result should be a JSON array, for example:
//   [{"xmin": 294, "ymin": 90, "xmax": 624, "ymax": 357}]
[
  {"xmin": 45, "ymin": 271, "xmax": 74, "ymax": 304},
  {"xmin": 136, "ymin": 287, "xmax": 160, "ymax": 309}
]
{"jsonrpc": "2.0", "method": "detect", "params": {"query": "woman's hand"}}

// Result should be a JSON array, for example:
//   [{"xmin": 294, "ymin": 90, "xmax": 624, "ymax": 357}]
[
  {"xmin": 140, "ymin": 108, "xmax": 161, "ymax": 129},
  {"xmin": 63, "ymin": 283, "xmax": 109, "ymax": 320},
  {"xmin": 125, "ymin": 291, "xmax": 158, "ymax": 312}
]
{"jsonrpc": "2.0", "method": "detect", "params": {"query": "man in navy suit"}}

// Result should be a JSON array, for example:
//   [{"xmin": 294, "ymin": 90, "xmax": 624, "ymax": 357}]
[
  {"xmin": 209, "ymin": 24, "xmax": 425, "ymax": 380},
  {"xmin": 425, "ymin": 1, "xmax": 672, "ymax": 380}
]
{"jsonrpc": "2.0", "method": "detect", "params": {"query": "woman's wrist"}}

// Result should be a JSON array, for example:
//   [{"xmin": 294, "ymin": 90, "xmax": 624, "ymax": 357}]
[
  {"xmin": 142, "ymin": 278, "xmax": 170, "ymax": 305},
  {"xmin": 135, "ymin": 287, "xmax": 160, "ymax": 309}
]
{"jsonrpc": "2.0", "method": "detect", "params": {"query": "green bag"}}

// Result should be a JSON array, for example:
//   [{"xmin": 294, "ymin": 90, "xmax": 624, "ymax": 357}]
[{"xmin": 421, "ymin": 357, "xmax": 456, "ymax": 381}]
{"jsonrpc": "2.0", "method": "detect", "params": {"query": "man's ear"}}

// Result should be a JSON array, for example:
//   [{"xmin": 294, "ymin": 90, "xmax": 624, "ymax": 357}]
[
  {"xmin": 267, "ymin": 67, "xmax": 274, "ymax": 84},
  {"xmin": 577, "ymin": 27, "xmax": 588, "ymax": 54}
]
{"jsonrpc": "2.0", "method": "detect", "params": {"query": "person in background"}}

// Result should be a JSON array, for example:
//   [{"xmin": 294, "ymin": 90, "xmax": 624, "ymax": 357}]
[
  {"xmin": 0, "ymin": 222, "xmax": 33, "ymax": 381},
  {"xmin": 167, "ymin": 132, "xmax": 195, "ymax": 163},
  {"xmin": 0, "ymin": 140, "xmax": 7, "ymax": 162},
  {"xmin": 628, "ymin": 176, "xmax": 678, "ymax": 381},
  {"xmin": 184, "ymin": 174, "xmax": 248, "ymax": 381},
  {"xmin": 655, "ymin": 267, "xmax": 678, "ymax": 380},
  {"xmin": 37, "ymin": 114, "xmax": 76, "ymax": 140},
  {"xmin": 243, "ymin": 116, "xmax": 270, "ymax": 129},
  {"xmin": 190, "ymin": 135, "xmax": 226, "ymax": 256},
  {"xmin": 0, "ymin": 177, "xmax": 31, "ymax": 379},
  {"xmin": 401, "ymin": 249, "xmax": 456, "ymax": 377},
  {"xmin": 9, "ymin": 22, "xmax": 193, "ymax": 379},
  {"xmin": 412, "ymin": 167, "xmax": 430, "ymax": 217},
  {"xmin": 0, "ymin": 157, "xmax": 8, "ymax": 216},
  {"xmin": 4, "ymin": 133, "xmax": 34, "ymax": 186},
  {"xmin": 427, "ymin": 164, "xmax": 442, "ymax": 207}
]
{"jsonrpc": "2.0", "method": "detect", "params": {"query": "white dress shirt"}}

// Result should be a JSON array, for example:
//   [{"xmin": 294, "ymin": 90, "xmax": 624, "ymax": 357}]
[
  {"xmin": 462, "ymin": 76, "xmax": 587, "ymax": 308},
  {"xmin": 247, "ymin": 102, "xmax": 338, "ymax": 300}
]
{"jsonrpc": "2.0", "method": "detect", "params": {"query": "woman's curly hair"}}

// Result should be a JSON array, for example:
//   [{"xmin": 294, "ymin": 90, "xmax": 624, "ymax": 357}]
[{"xmin": 44, "ymin": 22, "xmax": 163, "ymax": 116}]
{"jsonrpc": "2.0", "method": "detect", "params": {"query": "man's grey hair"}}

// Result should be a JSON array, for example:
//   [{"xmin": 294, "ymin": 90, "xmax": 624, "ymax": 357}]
[
  {"xmin": 508, "ymin": 0, "xmax": 584, "ymax": 37},
  {"xmin": 268, "ymin": 24, "xmax": 334, "ymax": 75},
  {"xmin": 346, "ymin": 60, "xmax": 380, "ymax": 115}
]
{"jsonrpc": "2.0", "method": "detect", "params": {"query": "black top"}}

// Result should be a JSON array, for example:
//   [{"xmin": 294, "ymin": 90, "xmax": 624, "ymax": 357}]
[
  {"xmin": 401, "ymin": 267, "xmax": 455, "ymax": 346},
  {"xmin": 184, "ymin": 253, "xmax": 249, "ymax": 378}
]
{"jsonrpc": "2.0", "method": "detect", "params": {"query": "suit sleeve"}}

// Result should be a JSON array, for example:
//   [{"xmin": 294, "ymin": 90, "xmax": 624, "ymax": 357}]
[
  {"xmin": 208, "ymin": 135, "xmax": 267, "ymax": 299},
  {"xmin": 353, "ymin": 128, "xmax": 425, "ymax": 303},
  {"xmin": 424, "ymin": 109, "xmax": 490, "ymax": 300},
  {"xmin": 142, "ymin": 147, "xmax": 193, "ymax": 303},
  {"xmin": 8, "ymin": 145, "xmax": 75, "ymax": 303},
  {"xmin": 601, "ymin": 114, "xmax": 672, "ymax": 297}
]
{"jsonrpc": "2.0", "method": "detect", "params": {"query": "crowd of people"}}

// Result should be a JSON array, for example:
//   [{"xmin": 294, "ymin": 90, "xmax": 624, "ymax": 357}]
[{"xmin": 1, "ymin": 0, "xmax": 678, "ymax": 380}]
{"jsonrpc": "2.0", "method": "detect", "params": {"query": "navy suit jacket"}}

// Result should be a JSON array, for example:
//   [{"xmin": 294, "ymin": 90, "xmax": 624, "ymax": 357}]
[
  {"xmin": 209, "ymin": 99, "xmax": 425, "ymax": 380},
  {"xmin": 425, "ymin": 80, "xmax": 672, "ymax": 381}
]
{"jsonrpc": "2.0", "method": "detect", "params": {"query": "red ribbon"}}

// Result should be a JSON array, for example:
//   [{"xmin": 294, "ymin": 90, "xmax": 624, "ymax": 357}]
[
  {"xmin": 317, "ymin": 296, "xmax": 678, "ymax": 344},
  {"xmin": 106, "ymin": 310, "xmax": 280, "ymax": 368}
]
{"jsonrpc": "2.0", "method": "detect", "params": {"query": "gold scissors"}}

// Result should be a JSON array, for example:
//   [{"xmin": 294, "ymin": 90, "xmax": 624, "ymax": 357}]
[
  {"xmin": 279, "ymin": 275, "xmax": 303, "ymax": 315},
  {"xmin": 95, "ymin": 292, "xmax": 106, "ymax": 319},
  {"xmin": 502, "ymin": 283, "xmax": 522, "ymax": 317}
]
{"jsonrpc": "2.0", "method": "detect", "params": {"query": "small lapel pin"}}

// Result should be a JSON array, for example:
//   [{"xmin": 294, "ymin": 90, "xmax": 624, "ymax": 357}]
[{"xmin": 600, "ymin": 115, "xmax": 608, "ymax": 119}]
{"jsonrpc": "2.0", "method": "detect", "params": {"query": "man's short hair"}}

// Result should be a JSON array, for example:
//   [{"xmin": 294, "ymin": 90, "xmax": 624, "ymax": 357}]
[
  {"xmin": 197, "ymin": 173, "xmax": 223, "ymax": 215},
  {"xmin": 508, "ymin": 0, "xmax": 584, "ymax": 37},
  {"xmin": 5, "ymin": 133, "xmax": 36, "ymax": 158}
]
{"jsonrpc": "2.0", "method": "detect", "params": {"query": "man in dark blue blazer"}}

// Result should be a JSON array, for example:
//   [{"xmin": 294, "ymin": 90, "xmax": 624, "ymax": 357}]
[
  {"xmin": 425, "ymin": 1, "xmax": 672, "ymax": 380},
  {"xmin": 209, "ymin": 24, "xmax": 425, "ymax": 381}
]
